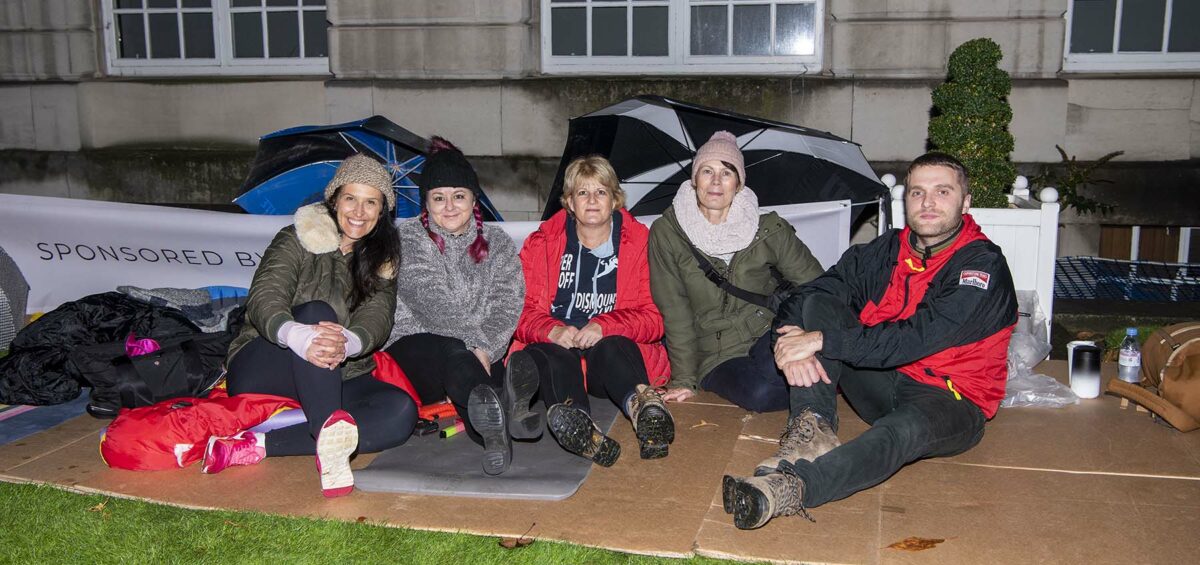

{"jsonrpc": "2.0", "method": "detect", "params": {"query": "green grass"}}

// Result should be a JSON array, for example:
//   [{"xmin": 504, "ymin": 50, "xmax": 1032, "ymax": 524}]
[{"xmin": 0, "ymin": 482, "xmax": 736, "ymax": 564}]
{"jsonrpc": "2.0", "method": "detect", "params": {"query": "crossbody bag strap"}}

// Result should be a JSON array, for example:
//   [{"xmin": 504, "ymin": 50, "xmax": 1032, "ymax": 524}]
[{"xmin": 686, "ymin": 244, "xmax": 773, "ymax": 310}]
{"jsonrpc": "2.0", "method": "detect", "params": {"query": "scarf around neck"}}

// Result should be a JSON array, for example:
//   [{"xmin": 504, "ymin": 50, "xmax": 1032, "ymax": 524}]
[{"xmin": 672, "ymin": 180, "xmax": 760, "ymax": 259}]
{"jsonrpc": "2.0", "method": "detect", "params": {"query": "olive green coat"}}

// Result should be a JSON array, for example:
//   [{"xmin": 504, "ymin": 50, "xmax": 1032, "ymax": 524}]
[
  {"xmin": 648, "ymin": 207, "xmax": 824, "ymax": 390},
  {"xmin": 226, "ymin": 204, "xmax": 397, "ymax": 379}
]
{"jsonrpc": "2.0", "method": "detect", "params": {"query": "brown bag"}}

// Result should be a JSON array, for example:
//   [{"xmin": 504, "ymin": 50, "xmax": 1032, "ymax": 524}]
[{"xmin": 1107, "ymin": 323, "xmax": 1200, "ymax": 432}]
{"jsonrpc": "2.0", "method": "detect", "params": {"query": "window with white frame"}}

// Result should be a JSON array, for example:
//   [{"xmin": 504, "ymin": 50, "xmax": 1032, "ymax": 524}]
[
  {"xmin": 1064, "ymin": 0, "xmax": 1200, "ymax": 71},
  {"xmin": 542, "ymin": 0, "xmax": 824, "ymax": 74},
  {"xmin": 103, "ymin": 0, "xmax": 329, "ymax": 76}
]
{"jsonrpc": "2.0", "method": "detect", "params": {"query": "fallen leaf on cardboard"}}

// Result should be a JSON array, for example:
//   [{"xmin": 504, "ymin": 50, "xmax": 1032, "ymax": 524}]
[
  {"xmin": 885, "ymin": 537, "xmax": 945, "ymax": 551},
  {"xmin": 356, "ymin": 516, "xmax": 368, "ymax": 523},
  {"xmin": 690, "ymin": 420, "xmax": 718, "ymax": 429},
  {"xmin": 87, "ymin": 501, "xmax": 107, "ymax": 513}
]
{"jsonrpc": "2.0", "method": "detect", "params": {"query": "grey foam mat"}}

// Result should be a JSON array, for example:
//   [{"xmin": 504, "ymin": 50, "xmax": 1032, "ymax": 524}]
[{"xmin": 356, "ymin": 401, "xmax": 620, "ymax": 500}]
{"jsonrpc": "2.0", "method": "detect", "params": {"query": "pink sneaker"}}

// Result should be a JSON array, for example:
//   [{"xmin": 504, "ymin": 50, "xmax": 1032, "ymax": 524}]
[
  {"xmin": 315, "ymin": 410, "xmax": 358, "ymax": 498},
  {"xmin": 201, "ymin": 431, "xmax": 265, "ymax": 474}
]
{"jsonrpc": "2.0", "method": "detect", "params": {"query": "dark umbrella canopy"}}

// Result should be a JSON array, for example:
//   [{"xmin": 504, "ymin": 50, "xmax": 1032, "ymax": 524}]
[
  {"xmin": 235, "ymin": 116, "xmax": 503, "ymax": 220},
  {"xmin": 542, "ymin": 96, "xmax": 885, "ymax": 225}
]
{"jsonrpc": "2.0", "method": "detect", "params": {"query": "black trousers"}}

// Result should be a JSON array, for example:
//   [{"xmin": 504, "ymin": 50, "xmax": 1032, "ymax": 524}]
[
  {"xmin": 384, "ymin": 333, "xmax": 504, "ymax": 444},
  {"xmin": 700, "ymin": 331, "xmax": 790, "ymax": 413},
  {"xmin": 522, "ymin": 335, "xmax": 648, "ymax": 414},
  {"xmin": 226, "ymin": 301, "xmax": 418, "ymax": 457},
  {"xmin": 783, "ymin": 293, "xmax": 987, "ymax": 508}
]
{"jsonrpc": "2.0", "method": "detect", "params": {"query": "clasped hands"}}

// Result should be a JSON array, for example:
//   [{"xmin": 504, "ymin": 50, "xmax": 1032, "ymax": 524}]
[
  {"xmin": 304, "ymin": 321, "xmax": 349, "ymax": 370},
  {"xmin": 547, "ymin": 322, "xmax": 604, "ymax": 350},
  {"xmin": 773, "ymin": 325, "xmax": 830, "ymax": 388}
]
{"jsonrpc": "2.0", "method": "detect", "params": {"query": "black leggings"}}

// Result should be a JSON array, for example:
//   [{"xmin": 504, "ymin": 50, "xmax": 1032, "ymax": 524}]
[
  {"xmin": 700, "ymin": 331, "xmax": 789, "ymax": 413},
  {"xmin": 226, "ymin": 301, "xmax": 418, "ymax": 457},
  {"xmin": 384, "ymin": 333, "xmax": 504, "ymax": 444},
  {"xmin": 522, "ymin": 335, "xmax": 649, "ymax": 415}
]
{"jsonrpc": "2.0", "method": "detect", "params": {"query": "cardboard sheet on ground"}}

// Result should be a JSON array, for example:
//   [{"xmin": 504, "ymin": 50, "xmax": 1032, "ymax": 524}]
[{"xmin": 356, "ymin": 402, "xmax": 619, "ymax": 500}]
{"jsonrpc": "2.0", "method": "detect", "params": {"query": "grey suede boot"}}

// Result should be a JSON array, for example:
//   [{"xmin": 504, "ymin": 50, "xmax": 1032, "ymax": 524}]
[
  {"xmin": 755, "ymin": 408, "xmax": 840, "ymax": 476},
  {"xmin": 722, "ymin": 471, "xmax": 811, "ymax": 530}
]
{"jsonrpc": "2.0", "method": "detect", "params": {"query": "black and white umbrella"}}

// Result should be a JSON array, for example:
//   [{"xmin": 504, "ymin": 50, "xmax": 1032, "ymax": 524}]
[{"xmin": 542, "ymin": 96, "xmax": 886, "ymax": 225}]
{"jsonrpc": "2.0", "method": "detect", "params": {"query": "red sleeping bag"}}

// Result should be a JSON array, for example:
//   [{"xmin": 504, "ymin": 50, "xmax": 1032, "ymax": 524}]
[{"xmin": 101, "ymin": 351, "xmax": 418, "ymax": 471}]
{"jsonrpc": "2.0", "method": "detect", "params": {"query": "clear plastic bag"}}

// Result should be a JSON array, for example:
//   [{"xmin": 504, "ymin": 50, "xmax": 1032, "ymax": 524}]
[{"xmin": 1002, "ymin": 291, "xmax": 1078, "ymax": 408}]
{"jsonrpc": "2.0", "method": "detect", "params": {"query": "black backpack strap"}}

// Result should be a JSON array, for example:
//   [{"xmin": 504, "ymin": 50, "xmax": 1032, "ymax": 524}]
[{"xmin": 686, "ymin": 244, "xmax": 773, "ymax": 309}]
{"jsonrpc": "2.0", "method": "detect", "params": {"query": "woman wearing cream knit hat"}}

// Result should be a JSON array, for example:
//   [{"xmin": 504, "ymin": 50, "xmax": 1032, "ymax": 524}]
[
  {"xmin": 649, "ymin": 131, "xmax": 824, "ymax": 411},
  {"xmin": 202, "ymin": 154, "xmax": 416, "ymax": 498}
]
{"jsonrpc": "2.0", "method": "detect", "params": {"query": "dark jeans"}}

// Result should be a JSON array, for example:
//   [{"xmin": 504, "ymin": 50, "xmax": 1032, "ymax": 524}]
[
  {"xmin": 522, "ymin": 335, "xmax": 649, "ymax": 415},
  {"xmin": 227, "ymin": 301, "xmax": 418, "ymax": 457},
  {"xmin": 784, "ymin": 293, "xmax": 987, "ymax": 508},
  {"xmin": 700, "ymin": 332, "xmax": 789, "ymax": 413},
  {"xmin": 384, "ymin": 332, "xmax": 504, "ymax": 445}
]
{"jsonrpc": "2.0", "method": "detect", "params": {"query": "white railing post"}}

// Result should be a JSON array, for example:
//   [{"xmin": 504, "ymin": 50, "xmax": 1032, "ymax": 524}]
[
  {"xmin": 1036, "ymin": 186, "xmax": 1060, "ymax": 342},
  {"xmin": 879, "ymin": 174, "xmax": 897, "ymax": 236}
]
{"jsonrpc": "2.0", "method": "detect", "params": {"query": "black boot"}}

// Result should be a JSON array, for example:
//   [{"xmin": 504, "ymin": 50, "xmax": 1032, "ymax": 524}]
[
  {"xmin": 503, "ymin": 350, "xmax": 543, "ymax": 440},
  {"xmin": 468, "ymin": 384, "xmax": 512, "ymax": 475}
]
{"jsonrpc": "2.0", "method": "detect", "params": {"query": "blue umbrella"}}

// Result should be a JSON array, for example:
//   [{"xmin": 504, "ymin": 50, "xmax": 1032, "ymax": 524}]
[{"xmin": 235, "ymin": 116, "xmax": 503, "ymax": 220}]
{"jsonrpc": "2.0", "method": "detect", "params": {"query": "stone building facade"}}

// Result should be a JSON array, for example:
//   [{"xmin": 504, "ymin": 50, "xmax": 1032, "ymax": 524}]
[{"xmin": 1, "ymin": 1, "xmax": 1197, "ymax": 256}]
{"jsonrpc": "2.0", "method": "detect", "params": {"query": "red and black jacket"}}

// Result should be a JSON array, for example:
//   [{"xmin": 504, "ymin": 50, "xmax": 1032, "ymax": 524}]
[{"xmin": 775, "ymin": 215, "xmax": 1017, "ymax": 418}]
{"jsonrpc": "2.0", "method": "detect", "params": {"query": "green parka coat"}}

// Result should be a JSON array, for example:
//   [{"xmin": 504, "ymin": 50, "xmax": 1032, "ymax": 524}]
[
  {"xmin": 648, "ymin": 206, "xmax": 824, "ymax": 391},
  {"xmin": 226, "ymin": 203, "xmax": 398, "ymax": 379}
]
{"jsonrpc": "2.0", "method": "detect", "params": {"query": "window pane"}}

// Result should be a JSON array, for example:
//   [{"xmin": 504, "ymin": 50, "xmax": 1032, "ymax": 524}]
[
  {"xmin": 182, "ymin": 12, "xmax": 214, "ymax": 58},
  {"xmin": 1168, "ymin": 0, "xmax": 1200, "ymax": 52},
  {"xmin": 233, "ymin": 12, "xmax": 264, "ymax": 57},
  {"xmin": 148, "ymin": 0, "xmax": 177, "ymax": 8},
  {"xmin": 1070, "ymin": 0, "xmax": 1115, "ymax": 53},
  {"xmin": 303, "ymin": 10, "xmax": 327, "ymax": 57},
  {"xmin": 148, "ymin": 13, "xmax": 181, "ymax": 58},
  {"xmin": 632, "ymin": 6, "xmax": 668, "ymax": 56},
  {"xmin": 776, "ymin": 2, "xmax": 815, "ymax": 55},
  {"xmin": 551, "ymin": 7, "xmax": 587, "ymax": 56},
  {"xmin": 231, "ymin": 0, "xmax": 261, "ymax": 7},
  {"xmin": 267, "ymin": 0, "xmax": 297, "ymax": 6},
  {"xmin": 691, "ymin": 5, "xmax": 728, "ymax": 56},
  {"xmin": 592, "ymin": 6, "xmax": 627, "ymax": 56},
  {"xmin": 732, "ymin": 4, "xmax": 770, "ymax": 55},
  {"xmin": 1118, "ymin": 0, "xmax": 1165, "ymax": 52},
  {"xmin": 302, "ymin": 0, "xmax": 325, "ymax": 5},
  {"xmin": 117, "ymin": 14, "xmax": 147, "ymax": 58},
  {"xmin": 268, "ymin": 11, "xmax": 300, "ymax": 57},
  {"xmin": 182, "ymin": 0, "xmax": 211, "ymax": 8},
  {"xmin": 116, "ymin": 0, "xmax": 143, "ymax": 8}
]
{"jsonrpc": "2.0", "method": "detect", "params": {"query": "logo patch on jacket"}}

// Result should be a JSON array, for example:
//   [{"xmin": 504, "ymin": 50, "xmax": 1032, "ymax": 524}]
[{"xmin": 959, "ymin": 270, "xmax": 990, "ymax": 290}]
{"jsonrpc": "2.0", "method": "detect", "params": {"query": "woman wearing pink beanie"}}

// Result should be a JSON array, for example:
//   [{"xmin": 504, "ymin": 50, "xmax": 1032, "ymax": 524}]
[{"xmin": 648, "ymin": 131, "xmax": 824, "ymax": 411}]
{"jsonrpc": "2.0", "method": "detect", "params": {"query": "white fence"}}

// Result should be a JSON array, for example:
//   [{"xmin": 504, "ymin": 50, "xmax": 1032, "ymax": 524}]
[{"xmin": 885, "ymin": 176, "xmax": 1061, "ymax": 341}]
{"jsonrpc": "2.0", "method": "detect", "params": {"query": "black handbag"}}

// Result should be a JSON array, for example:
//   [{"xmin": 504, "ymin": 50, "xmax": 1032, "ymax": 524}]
[{"xmin": 70, "ymin": 332, "xmax": 231, "ymax": 418}]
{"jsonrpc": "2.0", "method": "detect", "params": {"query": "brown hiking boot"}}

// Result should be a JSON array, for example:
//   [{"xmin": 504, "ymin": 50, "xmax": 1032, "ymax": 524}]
[
  {"xmin": 547, "ymin": 401, "xmax": 621, "ymax": 467},
  {"xmin": 754, "ymin": 409, "xmax": 839, "ymax": 476},
  {"xmin": 722, "ymin": 472, "xmax": 811, "ymax": 530},
  {"xmin": 626, "ymin": 384, "xmax": 675, "ymax": 459}
]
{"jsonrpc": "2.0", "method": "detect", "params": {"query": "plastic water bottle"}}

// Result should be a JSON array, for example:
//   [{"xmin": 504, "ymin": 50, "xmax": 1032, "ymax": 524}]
[{"xmin": 1117, "ymin": 327, "xmax": 1142, "ymax": 383}]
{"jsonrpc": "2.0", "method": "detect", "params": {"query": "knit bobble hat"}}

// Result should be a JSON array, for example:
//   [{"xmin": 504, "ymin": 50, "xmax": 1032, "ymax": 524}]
[
  {"xmin": 692, "ymin": 131, "xmax": 746, "ymax": 188},
  {"xmin": 419, "ymin": 136, "xmax": 481, "ymax": 207},
  {"xmin": 324, "ymin": 154, "xmax": 395, "ymax": 211}
]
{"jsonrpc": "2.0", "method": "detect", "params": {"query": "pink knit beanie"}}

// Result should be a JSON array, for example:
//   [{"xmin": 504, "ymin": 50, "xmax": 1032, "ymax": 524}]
[{"xmin": 692, "ymin": 131, "xmax": 745, "ymax": 188}]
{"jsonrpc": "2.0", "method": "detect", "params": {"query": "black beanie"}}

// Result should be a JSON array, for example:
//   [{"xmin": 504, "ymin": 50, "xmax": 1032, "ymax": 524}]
[{"xmin": 419, "ymin": 136, "xmax": 481, "ymax": 207}]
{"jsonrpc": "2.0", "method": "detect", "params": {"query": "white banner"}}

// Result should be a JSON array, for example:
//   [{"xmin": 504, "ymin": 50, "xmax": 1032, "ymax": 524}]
[{"xmin": 0, "ymin": 194, "xmax": 849, "ymax": 314}]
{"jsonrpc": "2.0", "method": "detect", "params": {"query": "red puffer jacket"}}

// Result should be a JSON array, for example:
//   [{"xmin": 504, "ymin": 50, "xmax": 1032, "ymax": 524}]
[{"xmin": 509, "ymin": 209, "xmax": 670, "ymax": 386}]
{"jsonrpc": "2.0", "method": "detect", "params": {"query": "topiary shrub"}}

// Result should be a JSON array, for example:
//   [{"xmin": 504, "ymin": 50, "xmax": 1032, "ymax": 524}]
[{"xmin": 928, "ymin": 38, "xmax": 1015, "ymax": 209}]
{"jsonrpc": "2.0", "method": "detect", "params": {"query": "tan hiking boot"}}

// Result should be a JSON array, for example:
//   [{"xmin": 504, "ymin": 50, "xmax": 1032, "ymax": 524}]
[
  {"xmin": 721, "ymin": 472, "xmax": 811, "ymax": 530},
  {"xmin": 626, "ymin": 384, "xmax": 675, "ymax": 459},
  {"xmin": 754, "ymin": 409, "xmax": 839, "ymax": 475}
]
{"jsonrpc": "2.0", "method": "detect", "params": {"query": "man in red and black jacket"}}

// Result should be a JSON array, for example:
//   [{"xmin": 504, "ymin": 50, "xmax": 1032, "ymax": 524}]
[{"xmin": 723, "ymin": 152, "xmax": 1018, "ymax": 529}]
